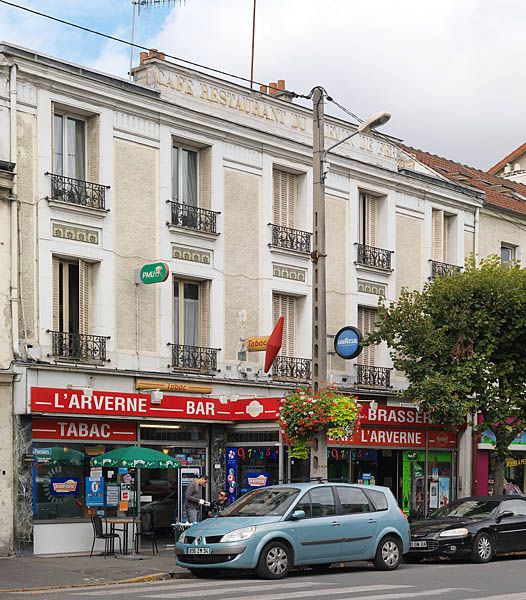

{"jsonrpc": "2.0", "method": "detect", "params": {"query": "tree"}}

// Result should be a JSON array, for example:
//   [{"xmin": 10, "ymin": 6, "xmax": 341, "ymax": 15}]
[{"xmin": 368, "ymin": 256, "xmax": 526, "ymax": 496}]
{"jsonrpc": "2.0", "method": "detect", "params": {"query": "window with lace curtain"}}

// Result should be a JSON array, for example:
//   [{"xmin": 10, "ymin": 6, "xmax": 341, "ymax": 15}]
[
  {"xmin": 53, "ymin": 114, "xmax": 86, "ymax": 181},
  {"xmin": 172, "ymin": 145, "xmax": 198, "ymax": 207}
]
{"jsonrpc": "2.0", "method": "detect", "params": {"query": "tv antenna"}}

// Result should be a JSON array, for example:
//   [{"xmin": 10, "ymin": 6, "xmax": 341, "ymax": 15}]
[{"xmin": 129, "ymin": 0, "xmax": 184, "ymax": 81}]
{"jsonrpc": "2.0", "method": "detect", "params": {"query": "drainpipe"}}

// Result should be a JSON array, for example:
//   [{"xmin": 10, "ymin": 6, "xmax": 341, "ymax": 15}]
[
  {"xmin": 9, "ymin": 63, "xmax": 19, "ymax": 357},
  {"xmin": 474, "ymin": 206, "xmax": 480, "ymax": 265}
]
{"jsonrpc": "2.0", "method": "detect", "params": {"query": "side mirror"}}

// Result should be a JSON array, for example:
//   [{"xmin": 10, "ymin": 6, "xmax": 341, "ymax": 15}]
[
  {"xmin": 497, "ymin": 510, "xmax": 514, "ymax": 522},
  {"xmin": 290, "ymin": 510, "xmax": 306, "ymax": 521}
]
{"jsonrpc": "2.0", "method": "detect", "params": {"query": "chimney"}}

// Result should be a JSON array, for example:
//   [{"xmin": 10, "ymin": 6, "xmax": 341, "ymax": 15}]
[
  {"xmin": 259, "ymin": 84, "xmax": 268, "ymax": 94},
  {"xmin": 148, "ymin": 48, "xmax": 166, "ymax": 61},
  {"xmin": 139, "ymin": 51, "xmax": 149, "ymax": 65},
  {"xmin": 268, "ymin": 82, "xmax": 278, "ymax": 95},
  {"xmin": 277, "ymin": 79, "xmax": 286, "ymax": 91}
]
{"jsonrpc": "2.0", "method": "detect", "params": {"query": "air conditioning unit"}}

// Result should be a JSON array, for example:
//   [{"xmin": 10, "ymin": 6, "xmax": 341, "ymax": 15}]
[{"xmin": 150, "ymin": 390, "xmax": 163, "ymax": 405}]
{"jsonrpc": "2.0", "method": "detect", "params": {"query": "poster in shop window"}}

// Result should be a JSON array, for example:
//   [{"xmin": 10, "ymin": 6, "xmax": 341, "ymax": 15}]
[
  {"xmin": 429, "ymin": 481, "xmax": 439, "ymax": 509},
  {"xmin": 439, "ymin": 477, "xmax": 450, "ymax": 506},
  {"xmin": 86, "ymin": 477, "xmax": 105, "ymax": 507},
  {"xmin": 246, "ymin": 472, "xmax": 270, "ymax": 490},
  {"xmin": 226, "ymin": 448, "xmax": 237, "ymax": 504}
]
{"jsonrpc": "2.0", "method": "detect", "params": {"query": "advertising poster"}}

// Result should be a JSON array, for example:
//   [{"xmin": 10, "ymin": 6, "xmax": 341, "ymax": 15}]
[
  {"xmin": 106, "ymin": 484, "xmax": 120, "ymax": 507},
  {"xmin": 50, "ymin": 477, "xmax": 80, "ymax": 496},
  {"xmin": 226, "ymin": 447, "xmax": 237, "ymax": 504},
  {"xmin": 246, "ymin": 472, "xmax": 269, "ymax": 490},
  {"xmin": 86, "ymin": 477, "xmax": 105, "ymax": 507},
  {"xmin": 178, "ymin": 467, "xmax": 201, "ymax": 521},
  {"xmin": 429, "ymin": 481, "xmax": 439, "ymax": 509},
  {"xmin": 439, "ymin": 477, "xmax": 450, "ymax": 506}
]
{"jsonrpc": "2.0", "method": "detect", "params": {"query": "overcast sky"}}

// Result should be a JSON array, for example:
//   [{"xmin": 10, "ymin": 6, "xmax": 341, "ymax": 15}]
[{"xmin": 0, "ymin": 0, "xmax": 524, "ymax": 170}]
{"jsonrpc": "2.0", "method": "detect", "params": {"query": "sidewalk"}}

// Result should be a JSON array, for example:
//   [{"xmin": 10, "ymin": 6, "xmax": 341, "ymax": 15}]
[{"xmin": 0, "ymin": 548, "xmax": 191, "ymax": 593}]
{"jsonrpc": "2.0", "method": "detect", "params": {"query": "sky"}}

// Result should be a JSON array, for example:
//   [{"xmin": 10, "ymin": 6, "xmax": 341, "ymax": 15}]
[{"xmin": 0, "ymin": 0, "xmax": 524, "ymax": 170}]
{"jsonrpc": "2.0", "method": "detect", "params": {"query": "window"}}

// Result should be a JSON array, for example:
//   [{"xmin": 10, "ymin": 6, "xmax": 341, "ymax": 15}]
[
  {"xmin": 296, "ymin": 491, "xmax": 313, "ymax": 518},
  {"xmin": 273, "ymin": 169, "xmax": 297, "ymax": 228},
  {"xmin": 272, "ymin": 293, "xmax": 296, "ymax": 356},
  {"xmin": 52, "ymin": 257, "xmax": 91, "ymax": 334},
  {"xmin": 359, "ymin": 192, "xmax": 378, "ymax": 247},
  {"xmin": 310, "ymin": 487, "xmax": 336, "ymax": 517},
  {"xmin": 501, "ymin": 244, "xmax": 515, "ymax": 264},
  {"xmin": 172, "ymin": 145, "xmax": 198, "ymax": 206},
  {"xmin": 336, "ymin": 486, "xmax": 371, "ymax": 514},
  {"xmin": 53, "ymin": 114, "xmax": 87, "ymax": 181},
  {"xmin": 173, "ymin": 278, "xmax": 210, "ymax": 347},
  {"xmin": 357, "ymin": 306, "xmax": 377, "ymax": 366},
  {"xmin": 364, "ymin": 488, "xmax": 389, "ymax": 511},
  {"xmin": 502, "ymin": 499, "xmax": 526, "ymax": 517},
  {"xmin": 432, "ymin": 209, "xmax": 454, "ymax": 263}
]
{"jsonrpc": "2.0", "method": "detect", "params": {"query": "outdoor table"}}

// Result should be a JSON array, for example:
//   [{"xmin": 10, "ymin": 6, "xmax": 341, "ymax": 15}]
[{"xmin": 105, "ymin": 517, "xmax": 140, "ymax": 555}]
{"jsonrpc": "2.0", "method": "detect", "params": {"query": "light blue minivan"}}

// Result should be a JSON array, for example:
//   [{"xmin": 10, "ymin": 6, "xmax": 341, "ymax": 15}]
[{"xmin": 176, "ymin": 482, "xmax": 410, "ymax": 579}]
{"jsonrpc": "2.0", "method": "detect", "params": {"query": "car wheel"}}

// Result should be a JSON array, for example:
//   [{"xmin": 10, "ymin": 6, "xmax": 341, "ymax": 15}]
[
  {"xmin": 189, "ymin": 568, "xmax": 221, "ymax": 578},
  {"xmin": 470, "ymin": 532, "xmax": 494, "ymax": 564},
  {"xmin": 373, "ymin": 536, "xmax": 402, "ymax": 571},
  {"xmin": 256, "ymin": 541, "xmax": 291, "ymax": 579}
]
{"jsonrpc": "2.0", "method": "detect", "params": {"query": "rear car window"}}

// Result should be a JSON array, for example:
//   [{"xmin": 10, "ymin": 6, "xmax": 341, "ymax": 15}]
[
  {"xmin": 336, "ymin": 486, "xmax": 371, "ymax": 514},
  {"xmin": 363, "ymin": 489, "xmax": 389, "ymax": 511}
]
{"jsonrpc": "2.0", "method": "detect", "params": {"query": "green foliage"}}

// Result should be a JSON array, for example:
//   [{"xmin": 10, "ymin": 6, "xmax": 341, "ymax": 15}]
[
  {"xmin": 278, "ymin": 387, "xmax": 360, "ymax": 460},
  {"xmin": 368, "ymin": 255, "xmax": 526, "ymax": 462}
]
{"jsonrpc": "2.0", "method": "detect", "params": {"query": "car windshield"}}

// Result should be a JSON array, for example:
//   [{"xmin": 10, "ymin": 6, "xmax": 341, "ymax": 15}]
[
  {"xmin": 429, "ymin": 499, "xmax": 500, "ymax": 520},
  {"xmin": 221, "ymin": 487, "xmax": 300, "ymax": 517}
]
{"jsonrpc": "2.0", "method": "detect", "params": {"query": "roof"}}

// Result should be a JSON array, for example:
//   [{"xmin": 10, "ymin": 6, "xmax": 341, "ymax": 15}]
[
  {"xmin": 402, "ymin": 145, "xmax": 526, "ymax": 216},
  {"xmin": 488, "ymin": 142, "xmax": 526, "ymax": 175}
]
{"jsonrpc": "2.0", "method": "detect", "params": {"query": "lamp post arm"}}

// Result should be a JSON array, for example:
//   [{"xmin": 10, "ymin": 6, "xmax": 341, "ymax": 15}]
[{"xmin": 322, "ymin": 130, "xmax": 360, "ymax": 162}]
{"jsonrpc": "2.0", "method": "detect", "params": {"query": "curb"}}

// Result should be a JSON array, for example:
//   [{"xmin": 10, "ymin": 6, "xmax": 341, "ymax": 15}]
[{"xmin": 0, "ymin": 570, "xmax": 193, "ymax": 593}]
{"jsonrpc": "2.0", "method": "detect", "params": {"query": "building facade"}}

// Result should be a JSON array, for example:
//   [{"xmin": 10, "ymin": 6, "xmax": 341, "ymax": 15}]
[{"xmin": 0, "ymin": 42, "xmax": 490, "ymax": 555}]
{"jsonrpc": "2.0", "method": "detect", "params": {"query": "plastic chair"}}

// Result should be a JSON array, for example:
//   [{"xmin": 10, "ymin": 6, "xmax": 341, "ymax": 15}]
[
  {"xmin": 90, "ymin": 515, "xmax": 122, "ymax": 557},
  {"xmin": 135, "ymin": 511, "xmax": 158, "ymax": 555}
]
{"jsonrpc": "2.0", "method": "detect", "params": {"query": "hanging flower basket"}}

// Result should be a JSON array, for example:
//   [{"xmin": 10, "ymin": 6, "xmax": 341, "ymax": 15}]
[{"xmin": 278, "ymin": 387, "xmax": 361, "ymax": 459}]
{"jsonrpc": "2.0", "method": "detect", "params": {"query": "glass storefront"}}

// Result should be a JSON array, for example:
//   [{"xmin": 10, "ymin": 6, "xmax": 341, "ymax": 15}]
[{"xmin": 488, "ymin": 453, "xmax": 526, "ymax": 496}]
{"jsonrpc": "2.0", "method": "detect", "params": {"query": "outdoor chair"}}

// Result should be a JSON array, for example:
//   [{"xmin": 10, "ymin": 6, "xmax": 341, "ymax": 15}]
[
  {"xmin": 135, "ymin": 511, "xmax": 159, "ymax": 555},
  {"xmin": 90, "ymin": 515, "xmax": 122, "ymax": 557}
]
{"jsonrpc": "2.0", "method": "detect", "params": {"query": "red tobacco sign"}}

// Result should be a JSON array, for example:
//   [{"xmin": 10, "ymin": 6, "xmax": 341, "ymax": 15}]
[{"xmin": 32, "ymin": 417, "xmax": 137, "ymax": 442}]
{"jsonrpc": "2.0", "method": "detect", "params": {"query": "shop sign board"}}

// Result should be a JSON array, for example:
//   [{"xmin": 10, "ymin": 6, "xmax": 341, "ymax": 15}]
[
  {"xmin": 50, "ymin": 477, "xmax": 80, "ymax": 496},
  {"xmin": 135, "ymin": 380, "xmax": 213, "ymax": 394},
  {"xmin": 31, "ymin": 388, "xmax": 282, "ymax": 422},
  {"xmin": 333, "ymin": 326, "xmax": 363, "ymax": 360},
  {"xmin": 140, "ymin": 262, "xmax": 169, "ymax": 284},
  {"xmin": 247, "ymin": 336, "xmax": 269, "ymax": 352},
  {"xmin": 246, "ymin": 472, "xmax": 270, "ymax": 490},
  {"xmin": 329, "ymin": 428, "xmax": 456, "ymax": 449},
  {"xmin": 360, "ymin": 404, "xmax": 432, "ymax": 428},
  {"xmin": 481, "ymin": 429, "xmax": 526, "ymax": 447},
  {"xmin": 32, "ymin": 417, "xmax": 137, "ymax": 442},
  {"xmin": 226, "ymin": 448, "xmax": 238, "ymax": 504}
]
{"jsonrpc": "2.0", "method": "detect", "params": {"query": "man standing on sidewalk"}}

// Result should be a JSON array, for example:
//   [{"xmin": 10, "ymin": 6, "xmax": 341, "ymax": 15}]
[{"xmin": 185, "ymin": 475, "xmax": 209, "ymax": 522}]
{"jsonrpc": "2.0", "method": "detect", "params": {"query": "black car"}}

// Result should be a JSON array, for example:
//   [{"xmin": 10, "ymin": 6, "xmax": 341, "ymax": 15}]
[{"xmin": 407, "ymin": 495, "xmax": 526, "ymax": 563}]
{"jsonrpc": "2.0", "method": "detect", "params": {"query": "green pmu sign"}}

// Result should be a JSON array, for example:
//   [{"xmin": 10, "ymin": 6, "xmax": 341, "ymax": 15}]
[{"xmin": 140, "ymin": 262, "xmax": 169, "ymax": 284}]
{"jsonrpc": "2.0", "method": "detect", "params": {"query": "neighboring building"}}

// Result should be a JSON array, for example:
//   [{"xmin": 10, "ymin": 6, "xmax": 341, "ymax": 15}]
[
  {"xmin": 0, "ymin": 42, "xmax": 488, "ymax": 554},
  {"xmin": 402, "ymin": 145, "xmax": 526, "ymax": 497},
  {"xmin": 488, "ymin": 142, "xmax": 526, "ymax": 185}
]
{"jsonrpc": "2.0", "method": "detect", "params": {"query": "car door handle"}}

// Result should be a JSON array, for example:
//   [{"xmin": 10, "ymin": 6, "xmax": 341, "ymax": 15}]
[
  {"xmin": 368, "ymin": 519, "xmax": 377, "ymax": 524},
  {"xmin": 331, "ymin": 521, "xmax": 341, "ymax": 526}
]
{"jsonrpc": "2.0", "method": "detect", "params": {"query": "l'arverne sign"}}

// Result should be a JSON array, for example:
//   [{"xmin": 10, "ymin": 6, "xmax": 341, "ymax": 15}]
[{"xmin": 140, "ymin": 262, "xmax": 169, "ymax": 284}]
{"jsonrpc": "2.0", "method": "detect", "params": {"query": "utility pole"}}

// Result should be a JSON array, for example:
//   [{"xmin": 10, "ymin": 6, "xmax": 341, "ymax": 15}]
[{"xmin": 310, "ymin": 86, "xmax": 328, "ymax": 481}]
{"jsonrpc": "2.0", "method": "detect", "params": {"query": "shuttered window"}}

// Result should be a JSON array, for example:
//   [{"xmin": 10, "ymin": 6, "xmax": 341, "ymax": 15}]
[
  {"xmin": 273, "ymin": 169, "xmax": 297, "ymax": 228},
  {"xmin": 432, "ymin": 209, "xmax": 447, "ymax": 262},
  {"xmin": 52, "ymin": 257, "xmax": 91, "ymax": 334},
  {"xmin": 174, "ymin": 279, "xmax": 210, "ymax": 347},
  {"xmin": 87, "ymin": 114, "xmax": 100, "ymax": 183},
  {"xmin": 357, "ymin": 306, "xmax": 377, "ymax": 366},
  {"xmin": 359, "ymin": 192, "xmax": 378, "ymax": 247},
  {"xmin": 272, "ymin": 293, "xmax": 296, "ymax": 356},
  {"xmin": 199, "ymin": 146, "xmax": 212, "ymax": 210},
  {"xmin": 172, "ymin": 144, "xmax": 210, "ymax": 208}
]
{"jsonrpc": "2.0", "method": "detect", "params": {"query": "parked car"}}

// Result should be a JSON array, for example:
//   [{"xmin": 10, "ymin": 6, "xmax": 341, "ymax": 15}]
[
  {"xmin": 175, "ymin": 482, "xmax": 410, "ymax": 579},
  {"xmin": 407, "ymin": 495, "xmax": 526, "ymax": 563}
]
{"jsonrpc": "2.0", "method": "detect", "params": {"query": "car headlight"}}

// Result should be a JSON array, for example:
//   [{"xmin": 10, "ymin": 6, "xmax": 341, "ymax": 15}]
[
  {"xmin": 439, "ymin": 528, "xmax": 469, "ymax": 538},
  {"xmin": 220, "ymin": 526, "xmax": 256, "ymax": 543},
  {"xmin": 177, "ymin": 531, "xmax": 187, "ymax": 543}
]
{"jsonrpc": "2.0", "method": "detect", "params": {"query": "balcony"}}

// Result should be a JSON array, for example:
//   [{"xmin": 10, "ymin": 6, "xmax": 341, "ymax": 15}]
[
  {"xmin": 169, "ymin": 202, "xmax": 219, "ymax": 235},
  {"xmin": 169, "ymin": 343, "xmax": 220, "ymax": 374},
  {"xmin": 270, "ymin": 224, "xmax": 312, "ymax": 254},
  {"xmin": 430, "ymin": 260, "xmax": 462, "ymax": 279},
  {"xmin": 272, "ymin": 356, "xmax": 312, "ymax": 383},
  {"xmin": 356, "ymin": 364, "xmax": 392, "ymax": 388},
  {"xmin": 46, "ymin": 172, "xmax": 109, "ymax": 210},
  {"xmin": 48, "ymin": 331, "xmax": 109, "ymax": 363},
  {"xmin": 356, "ymin": 244, "xmax": 393, "ymax": 271}
]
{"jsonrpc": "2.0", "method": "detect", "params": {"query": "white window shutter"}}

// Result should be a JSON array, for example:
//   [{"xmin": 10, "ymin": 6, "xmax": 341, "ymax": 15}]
[
  {"xmin": 365, "ymin": 195, "xmax": 378, "ymax": 247},
  {"xmin": 79, "ymin": 259, "xmax": 90, "ymax": 335},
  {"xmin": 199, "ymin": 280, "xmax": 210, "ymax": 347},
  {"xmin": 432, "ymin": 210, "xmax": 445, "ymax": 262},
  {"xmin": 273, "ymin": 293, "xmax": 296, "ymax": 356},
  {"xmin": 273, "ymin": 170, "xmax": 283, "ymax": 226},
  {"xmin": 273, "ymin": 170, "xmax": 297, "ymax": 228},
  {"xmin": 199, "ymin": 146, "xmax": 212, "ymax": 210},
  {"xmin": 87, "ymin": 114, "xmax": 100, "ymax": 183},
  {"xmin": 52, "ymin": 257, "xmax": 60, "ymax": 331}
]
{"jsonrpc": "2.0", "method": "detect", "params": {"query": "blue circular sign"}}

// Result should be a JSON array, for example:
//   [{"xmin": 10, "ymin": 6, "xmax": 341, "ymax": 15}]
[{"xmin": 334, "ymin": 326, "xmax": 363, "ymax": 360}]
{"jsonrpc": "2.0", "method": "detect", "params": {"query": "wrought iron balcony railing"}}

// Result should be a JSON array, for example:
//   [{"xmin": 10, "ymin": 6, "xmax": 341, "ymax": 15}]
[
  {"xmin": 272, "ymin": 356, "xmax": 312, "ymax": 382},
  {"xmin": 48, "ymin": 331, "xmax": 108, "ymax": 362},
  {"xmin": 169, "ymin": 202, "xmax": 219, "ymax": 234},
  {"xmin": 356, "ymin": 243, "xmax": 393, "ymax": 270},
  {"xmin": 169, "ymin": 343, "xmax": 220, "ymax": 373},
  {"xmin": 430, "ymin": 260, "xmax": 462, "ymax": 279},
  {"xmin": 45, "ymin": 172, "xmax": 108, "ymax": 210},
  {"xmin": 271, "ymin": 224, "xmax": 312, "ymax": 254},
  {"xmin": 356, "ymin": 364, "xmax": 392, "ymax": 388}
]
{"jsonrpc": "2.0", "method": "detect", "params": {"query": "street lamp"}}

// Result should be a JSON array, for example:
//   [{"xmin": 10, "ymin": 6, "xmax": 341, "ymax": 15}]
[{"xmin": 310, "ymin": 87, "xmax": 390, "ymax": 480}]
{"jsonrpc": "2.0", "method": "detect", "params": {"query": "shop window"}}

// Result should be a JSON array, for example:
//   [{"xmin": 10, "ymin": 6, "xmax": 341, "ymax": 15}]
[
  {"xmin": 226, "ymin": 431, "xmax": 279, "ymax": 444},
  {"xmin": 272, "ymin": 293, "xmax": 296, "ymax": 356},
  {"xmin": 226, "ymin": 446, "xmax": 279, "ymax": 499},
  {"xmin": 336, "ymin": 486, "xmax": 370, "ymax": 514},
  {"xmin": 33, "ymin": 442, "xmax": 134, "ymax": 521},
  {"xmin": 52, "ymin": 257, "xmax": 91, "ymax": 335},
  {"xmin": 310, "ymin": 486, "xmax": 336, "ymax": 517},
  {"xmin": 427, "ymin": 450, "xmax": 452, "ymax": 515},
  {"xmin": 273, "ymin": 169, "xmax": 297, "ymax": 229},
  {"xmin": 139, "ymin": 424, "xmax": 207, "ymax": 443}
]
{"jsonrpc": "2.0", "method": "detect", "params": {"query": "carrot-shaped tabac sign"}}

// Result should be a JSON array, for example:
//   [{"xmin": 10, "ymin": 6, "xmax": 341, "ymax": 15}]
[{"xmin": 264, "ymin": 316, "xmax": 284, "ymax": 373}]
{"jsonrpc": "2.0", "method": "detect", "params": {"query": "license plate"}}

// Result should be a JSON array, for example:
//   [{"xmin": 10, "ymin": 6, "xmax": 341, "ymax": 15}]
[
  {"xmin": 410, "ymin": 541, "xmax": 427, "ymax": 549},
  {"xmin": 188, "ymin": 547, "xmax": 211, "ymax": 555}
]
